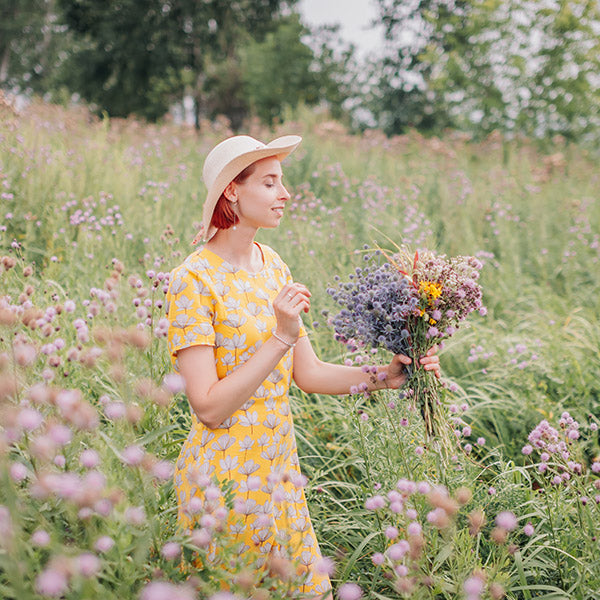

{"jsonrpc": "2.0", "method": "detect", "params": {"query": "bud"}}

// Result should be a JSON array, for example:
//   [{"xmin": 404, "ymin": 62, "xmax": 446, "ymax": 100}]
[
  {"xmin": 0, "ymin": 308, "xmax": 17, "ymax": 326},
  {"xmin": 428, "ymin": 487, "xmax": 459, "ymax": 516},
  {"xmin": 23, "ymin": 266, "xmax": 33, "ymax": 277},
  {"xmin": 1, "ymin": 256, "xmax": 16, "ymax": 270},
  {"xmin": 489, "ymin": 582, "xmax": 505, "ymax": 600},
  {"xmin": 454, "ymin": 486, "xmax": 472, "ymax": 506},
  {"xmin": 126, "ymin": 328, "xmax": 150, "ymax": 349},
  {"xmin": 490, "ymin": 527, "xmax": 508, "ymax": 544},
  {"xmin": 267, "ymin": 556, "xmax": 294, "ymax": 582},
  {"xmin": 468, "ymin": 509, "xmax": 486, "ymax": 536},
  {"xmin": 126, "ymin": 403, "xmax": 143, "ymax": 424}
]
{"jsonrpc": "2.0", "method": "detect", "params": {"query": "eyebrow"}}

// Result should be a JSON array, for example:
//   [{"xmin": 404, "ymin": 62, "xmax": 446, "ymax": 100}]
[{"xmin": 262, "ymin": 173, "xmax": 281, "ymax": 179}]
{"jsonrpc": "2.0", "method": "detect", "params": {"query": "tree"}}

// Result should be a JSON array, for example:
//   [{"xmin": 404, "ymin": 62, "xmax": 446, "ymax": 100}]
[
  {"xmin": 55, "ymin": 0, "xmax": 182, "ymax": 120},
  {"xmin": 370, "ymin": 0, "xmax": 600, "ymax": 140},
  {"xmin": 53, "ymin": 0, "xmax": 298, "ymax": 125},
  {"xmin": 0, "ymin": 0, "xmax": 68, "ymax": 94},
  {"xmin": 240, "ymin": 15, "xmax": 322, "ymax": 124}
]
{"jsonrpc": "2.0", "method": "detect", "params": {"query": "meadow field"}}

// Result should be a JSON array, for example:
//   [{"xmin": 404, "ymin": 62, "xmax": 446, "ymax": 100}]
[{"xmin": 1, "ymin": 101, "xmax": 600, "ymax": 599}]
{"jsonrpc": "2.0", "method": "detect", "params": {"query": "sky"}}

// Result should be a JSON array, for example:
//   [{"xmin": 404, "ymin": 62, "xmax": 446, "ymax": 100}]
[{"xmin": 298, "ymin": 0, "xmax": 385, "ymax": 58}]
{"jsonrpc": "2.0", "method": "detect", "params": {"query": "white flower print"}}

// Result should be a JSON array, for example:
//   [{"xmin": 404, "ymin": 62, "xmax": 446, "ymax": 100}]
[
  {"xmin": 220, "ymin": 352, "xmax": 236, "ymax": 367},
  {"xmin": 238, "ymin": 459, "xmax": 261, "ymax": 476},
  {"xmin": 239, "ymin": 411, "xmax": 259, "ymax": 429},
  {"xmin": 213, "ymin": 281, "xmax": 230, "ymax": 297},
  {"xmin": 238, "ymin": 435, "xmax": 254, "ymax": 452},
  {"xmin": 232, "ymin": 278, "xmax": 254, "ymax": 294},
  {"xmin": 169, "ymin": 277, "xmax": 188, "ymax": 295},
  {"xmin": 219, "ymin": 455, "xmax": 239, "ymax": 474},
  {"xmin": 224, "ymin": 296, "xmax": 242, "ymax": 310},
  {"xmin": 223, "ymin": 313, "xmax": 247, "ymax": 328},
  {"xmin": 222, "ymin": 333, "xmax": 247, "ymax": 350},
  {"xmin": 200, "ymin": 430, "xmax": 215, "ymax": 447},
  {"xmin": 193, "ymin": 323, "xmax": 213, "ymax": 337},
  {"xmin": 173, "ymin": 313, "xmax": 196, "ymax": 329},
  {"xmin": 263, "ymin": 414, "xmax": 281, "ymax": 431},
  {"xmin": 255, "ymin": 288, "xmax": 270, "ymax": 302},
  {"xmin": 267, "ymin": 369, "xmax": 284, "ymax": 384},
  {"xmin": 264, "ymin": 277, "xmax": 278, "ymax": 291},
  {"xmin": 175, "ymin": 295, "xmax": 195, "ymax": 310},
  {"xmin": 244, "ymin": 302, "xmax": 262, "ymax": 316},
  {"xmin": 192, "ymin": 279, "xmax": 212, "ymax": 296},
  {"xmin": 212, "ymin": 434, "xmax": 235, "ymax": 452}
]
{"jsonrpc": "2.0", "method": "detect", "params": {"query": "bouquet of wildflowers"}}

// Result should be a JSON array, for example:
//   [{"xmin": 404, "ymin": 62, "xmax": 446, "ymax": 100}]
[{"xmin": 327, "ymin": 246, "xmax": 484, "ymax": 438}]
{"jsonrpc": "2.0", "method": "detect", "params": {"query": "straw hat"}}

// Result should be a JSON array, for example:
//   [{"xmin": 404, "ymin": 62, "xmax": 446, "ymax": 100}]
[{"xmin": 198, "ymin": 134, "xmax": 302, "ymax": 242}]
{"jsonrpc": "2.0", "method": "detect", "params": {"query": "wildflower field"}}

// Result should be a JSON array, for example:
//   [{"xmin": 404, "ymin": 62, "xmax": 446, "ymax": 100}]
[{"xmin": 1, "ymin": 101, "xmax": 600, "ymax": 600}]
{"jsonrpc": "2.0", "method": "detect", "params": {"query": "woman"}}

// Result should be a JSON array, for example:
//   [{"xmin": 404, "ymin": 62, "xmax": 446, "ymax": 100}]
[{"xmin": 166, "ymin": 135, "xmax": 440, "ymax": 596}]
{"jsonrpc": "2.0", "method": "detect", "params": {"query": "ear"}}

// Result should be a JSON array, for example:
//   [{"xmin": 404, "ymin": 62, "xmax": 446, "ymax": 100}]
[{"xmin": 223, "ymin": 182, "xmax": 237, "ymax": 203}]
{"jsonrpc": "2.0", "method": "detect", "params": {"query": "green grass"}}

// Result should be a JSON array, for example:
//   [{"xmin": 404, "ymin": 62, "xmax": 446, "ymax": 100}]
[{"xmin": 1, "ymin": 101, "xmax": 600, "ymax": 599}]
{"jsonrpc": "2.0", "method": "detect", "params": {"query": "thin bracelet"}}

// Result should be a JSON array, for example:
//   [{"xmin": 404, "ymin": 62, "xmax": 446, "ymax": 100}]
[{"xmin": 272, "ymin": 331, "xmax": 296, "ymax": 348}]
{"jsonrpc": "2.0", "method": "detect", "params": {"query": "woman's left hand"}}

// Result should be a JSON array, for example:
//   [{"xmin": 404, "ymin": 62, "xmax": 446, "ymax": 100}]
[
  {"xmin": 419, "ymin": 345, "xmax": 441, "ymax": 379},
  {"xmin": 384, "ymin": 345, "xmax": 441, "ymax": 389}
]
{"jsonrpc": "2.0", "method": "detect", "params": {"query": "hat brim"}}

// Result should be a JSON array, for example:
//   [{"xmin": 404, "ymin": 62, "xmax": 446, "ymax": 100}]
[{"xmin": 201, "ymin": 135, "xmax": 302, "ymax": 242}]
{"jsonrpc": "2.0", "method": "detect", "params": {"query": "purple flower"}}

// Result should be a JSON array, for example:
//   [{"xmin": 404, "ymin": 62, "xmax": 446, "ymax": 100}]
[
  {"xmin": 76, "ymin": 553, "xmax": 100, "ymax": 577},
  {"xmin": 523, "ymin": 522, "xmax": 534, "ymax": 536},
  {"xmin": 35, "ymin": 569, "xmax": 68, "ymax": 597},
  {"xmin": 31, "ymin": 529, "xmax": 51, "ymax": 547},
  {"xmin": 163, "ymin": 373, "xmax": 185, "ymax": 394},
  {"xmin": 160, "ymin": 542, "xmax": 181, "ymax": 560},
  {"xmin": 18, "ymin": 407, "xmax": 44, "ymax": 431},
  {"xmin": 79, "ymin": 449, "xmax": 100, "ymax": 469},
  {"xmin": 495, "ymin": 511, "xmax": 517, "ymax": 531},
  {"xmin": 463, "ymin": 575, "xmax": 485, "ymax": 599},
  {"xmin": 387, "ymin": 540, "xmax": 410, "ymax": 560},
  {"xmin": 522, "ymin": 444, "xmax": 533, "ymax": 455},
  {"xmin": 10, "ymin": 462, "xmax": 28, "ymax": 482},
  {"xmin": 315, "ymin": 556, "xmax": 336, "ymax": 576},
  {"xmin": 337, "ymin": 583, "xmax": 363, "ymax": 600},
  {"xmin": 141, "ymin": 581, "xmax": 195, "ymax": 600},
  {"xmin": 121, "ymin": 445, "xmax": 145, "ymax": 466},
  {"xmin": 371, "ymin": 552, "xmax": 385, "ymax": 565},
  {"xmin": 94, "ymin": 536, "xmax": 115, "ymax": 553},
  {"xmin": 365, "ymin": 495, "xmax": 385, "ymax": 510},
  {"xmin": 407, "ymin": 521, "xmax": 422, "ymax": 536}
]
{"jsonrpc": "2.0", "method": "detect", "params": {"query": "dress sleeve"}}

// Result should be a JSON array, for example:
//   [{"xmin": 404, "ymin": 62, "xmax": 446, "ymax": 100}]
[{"xmin": 166, "ymin": 265, "xmax": 216, "ymax": 361}]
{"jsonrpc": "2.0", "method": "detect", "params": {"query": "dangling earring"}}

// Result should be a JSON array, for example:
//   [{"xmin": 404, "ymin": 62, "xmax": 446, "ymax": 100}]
[{"xmin": 230, "ymin": 199, "xmax": 238, "ymax": 231}]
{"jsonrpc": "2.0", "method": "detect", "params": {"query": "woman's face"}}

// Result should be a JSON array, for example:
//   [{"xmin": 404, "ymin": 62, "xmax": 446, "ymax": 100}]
[{"xmin": 227, "ymin": 157, "xmax": 290, "ymax": 231}]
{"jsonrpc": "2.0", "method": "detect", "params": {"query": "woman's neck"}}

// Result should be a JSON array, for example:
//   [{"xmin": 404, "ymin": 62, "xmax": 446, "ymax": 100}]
[{"xmin": 205, "ymin": 226, "xmax": 262, "ymax": 272}]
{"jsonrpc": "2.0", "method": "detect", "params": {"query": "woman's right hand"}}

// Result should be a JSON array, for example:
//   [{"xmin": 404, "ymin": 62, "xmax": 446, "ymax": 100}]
[{"xmin": 273, "ymin": 282, "xmax": 311, "ymax": 344}]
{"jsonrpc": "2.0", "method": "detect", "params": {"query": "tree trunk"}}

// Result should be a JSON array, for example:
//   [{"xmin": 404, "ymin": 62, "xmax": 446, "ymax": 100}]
[{"xmin": 0, "ymin": 45, "xmax": 9, "ymax": 84}]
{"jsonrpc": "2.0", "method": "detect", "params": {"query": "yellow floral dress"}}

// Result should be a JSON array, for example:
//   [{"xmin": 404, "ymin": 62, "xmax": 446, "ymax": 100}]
[{"xmin": 166, "ymin": 242, "xmax": 331, "ymax": 596}]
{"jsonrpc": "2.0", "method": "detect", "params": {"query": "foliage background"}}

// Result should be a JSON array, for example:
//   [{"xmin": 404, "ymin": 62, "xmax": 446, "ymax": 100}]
[{"xmin": 1, "ymin": 100, "xmax": 599, "ymax": 597}]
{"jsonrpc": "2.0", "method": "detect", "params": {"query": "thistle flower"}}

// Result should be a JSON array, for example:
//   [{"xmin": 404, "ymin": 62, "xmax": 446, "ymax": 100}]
[
  {"xmin": 35, "ymin": 569, "xmax": 69, "ymax": 598},
  {"xmin": 337, "ymin": 583, "xmax": 363, "ymax": 600},
  {"xmin": 495, "ymin": 511, "xmax": 517, "ymax": 531}
]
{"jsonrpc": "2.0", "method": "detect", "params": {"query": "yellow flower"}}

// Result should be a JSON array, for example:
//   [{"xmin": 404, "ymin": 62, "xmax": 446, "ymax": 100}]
[{"xmin": 419, "ymin": 280, "xmax": 443, "ymax": 299}]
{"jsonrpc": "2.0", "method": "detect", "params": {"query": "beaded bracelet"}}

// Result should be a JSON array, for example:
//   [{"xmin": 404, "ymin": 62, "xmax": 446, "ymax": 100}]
[{"xmin": 272, "ymin": 331, "xmax": 296, "ymax": 348}]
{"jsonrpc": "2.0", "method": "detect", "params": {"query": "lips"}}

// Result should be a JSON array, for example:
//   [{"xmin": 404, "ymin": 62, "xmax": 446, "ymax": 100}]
[{"xmin": 272, "ymin": 207, "xmax": 284, "ymax": 217}]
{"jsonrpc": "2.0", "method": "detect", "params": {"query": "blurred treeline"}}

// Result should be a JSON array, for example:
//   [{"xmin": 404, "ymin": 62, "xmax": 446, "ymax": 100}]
[{"xmin": 2, "ymin": 0, "xmax": 600, "ymax": 142}]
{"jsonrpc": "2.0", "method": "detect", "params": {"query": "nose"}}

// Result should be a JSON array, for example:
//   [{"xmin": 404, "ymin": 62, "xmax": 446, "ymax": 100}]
[{"xmin": 279, "ymin": 183, "xmax": 290, "ymax": 202}]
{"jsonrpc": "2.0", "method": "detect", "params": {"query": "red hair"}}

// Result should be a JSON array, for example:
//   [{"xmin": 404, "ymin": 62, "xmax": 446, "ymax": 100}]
[{"xmin": 210, "ymin": 162, "xmax": 258, "ymax": 231}]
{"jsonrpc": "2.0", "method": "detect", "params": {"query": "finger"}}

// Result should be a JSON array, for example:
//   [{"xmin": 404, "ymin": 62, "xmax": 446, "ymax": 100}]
[
  {"xmin": 394, "ymin": 354, "xmax": 412, "ymax": 365},
  {"xmin": 426, "ymin": 345, "xmax": 438, "ymax": 356},
  {"xmin": 294, "ymin": 283, "xmax": 312, "ymax": 297},
  {"xmin": 419, "ymin": 355, "xmax": 439, "ymax": 365}
]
